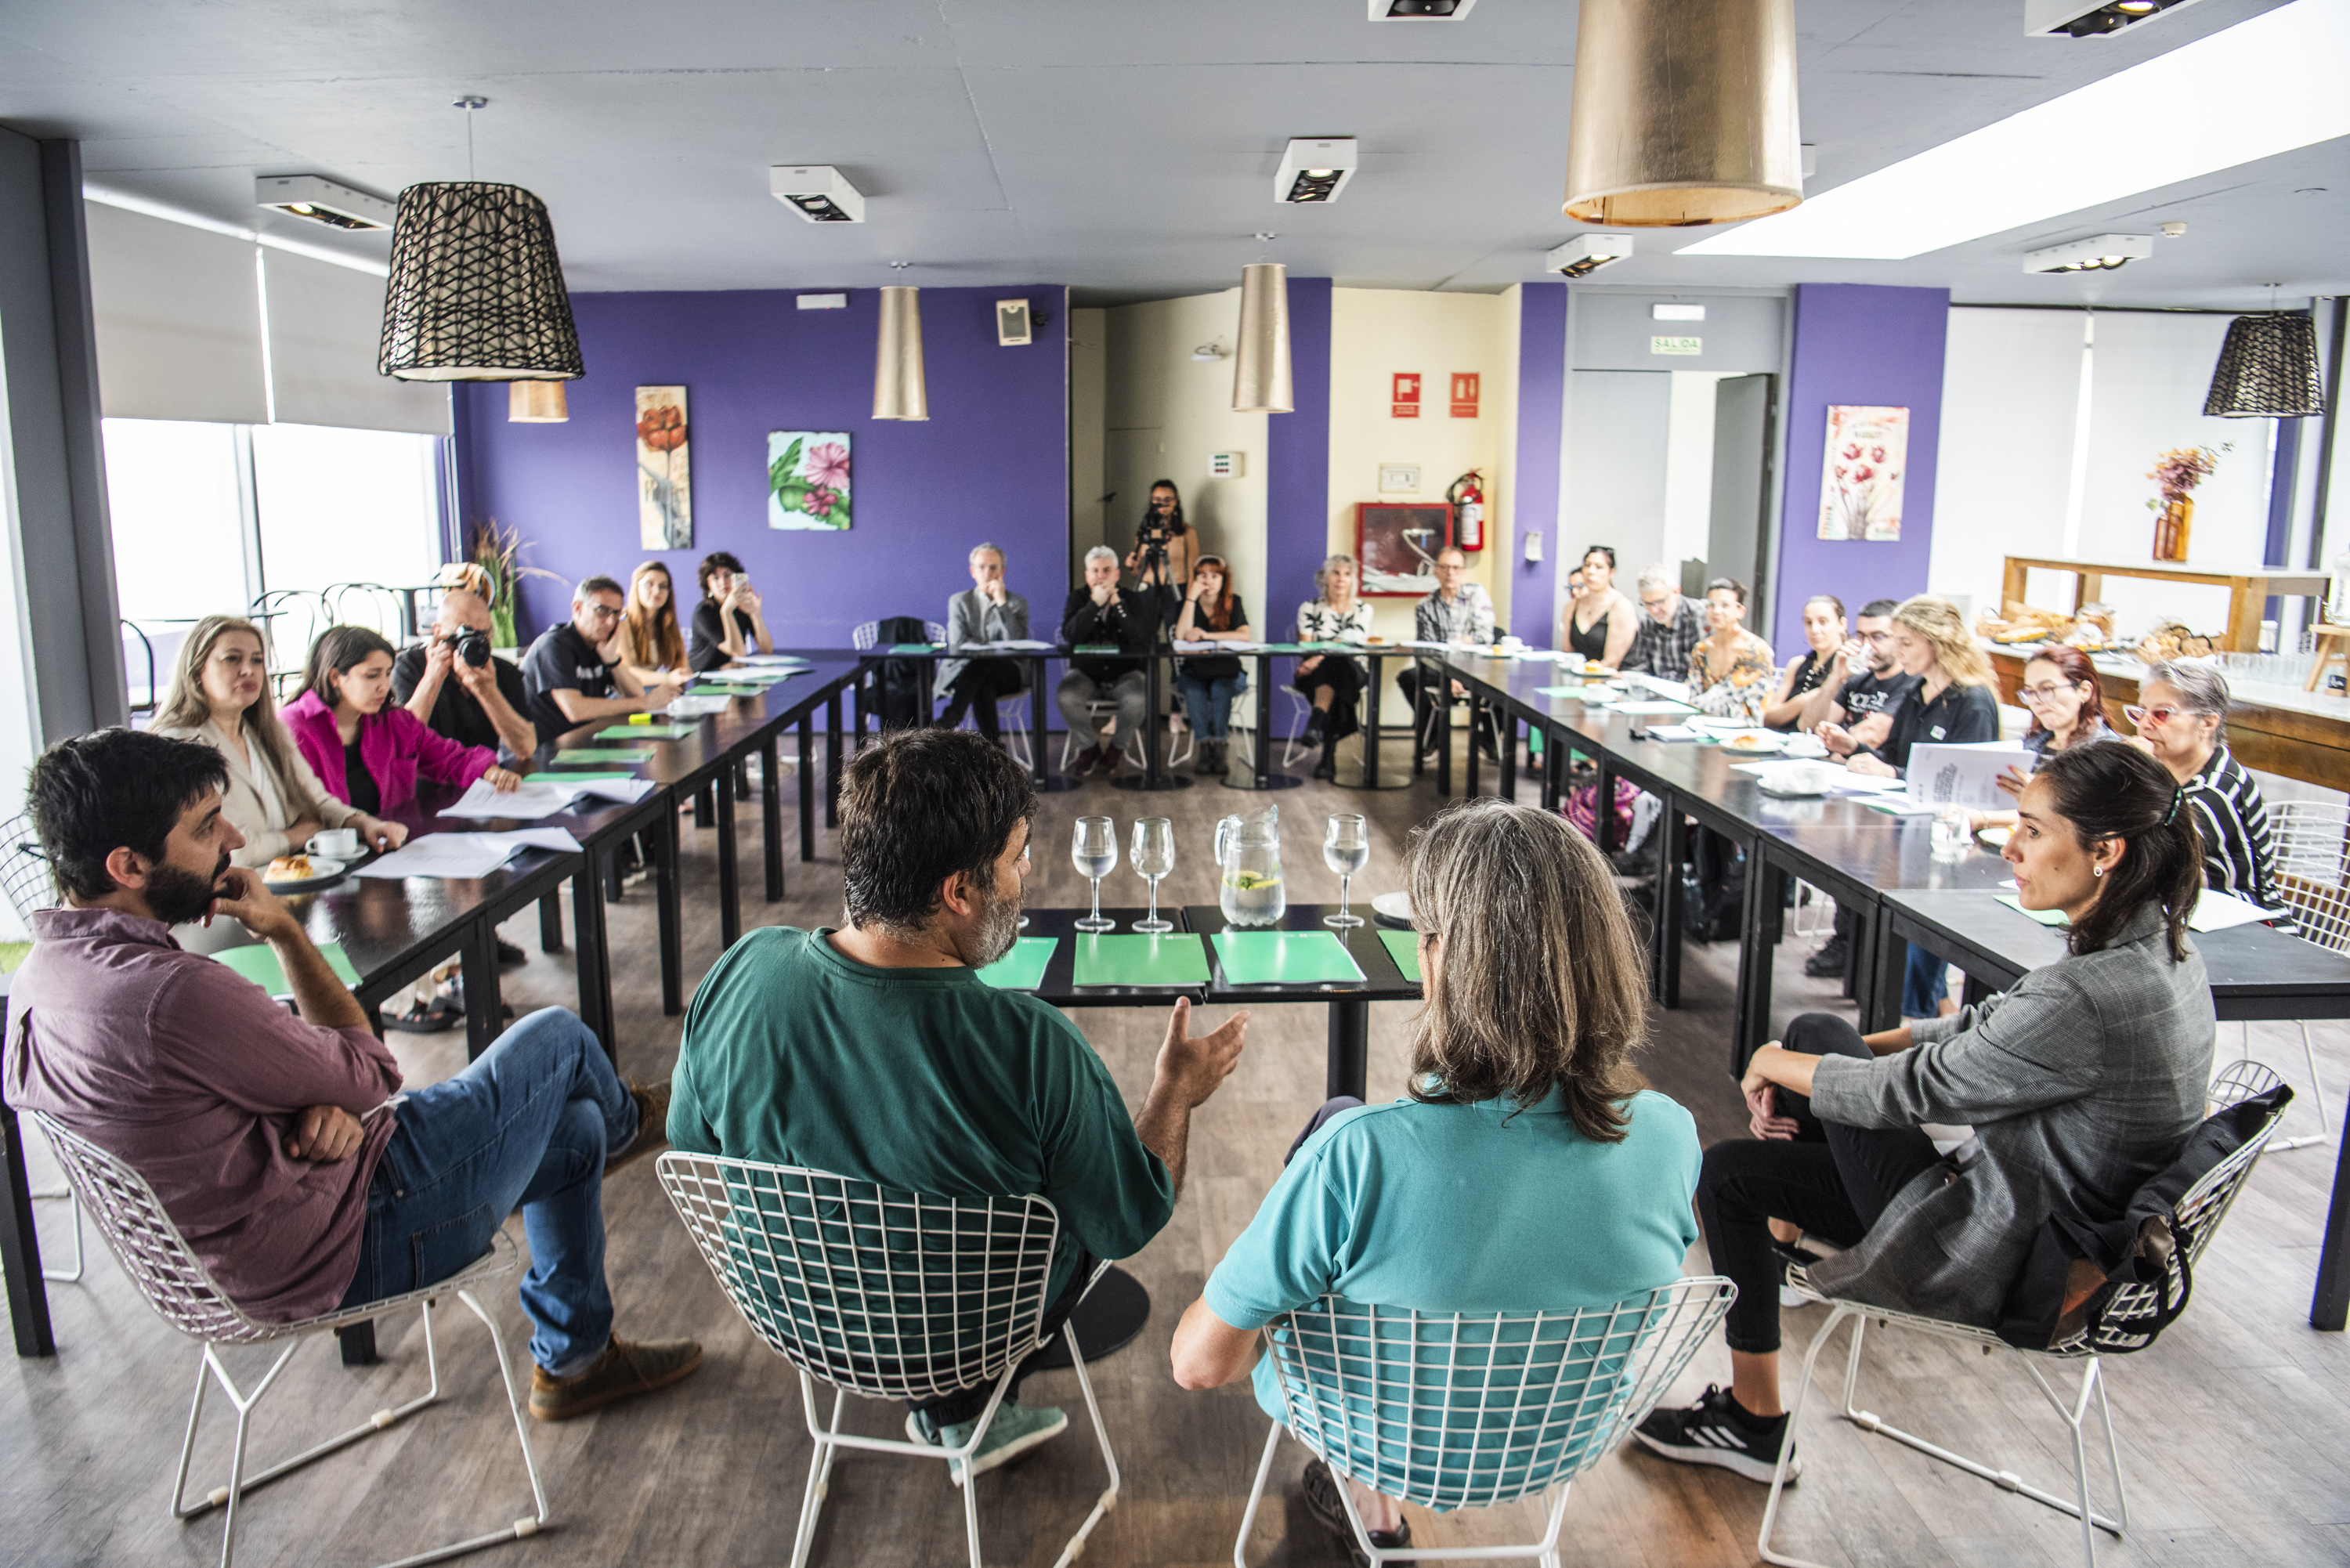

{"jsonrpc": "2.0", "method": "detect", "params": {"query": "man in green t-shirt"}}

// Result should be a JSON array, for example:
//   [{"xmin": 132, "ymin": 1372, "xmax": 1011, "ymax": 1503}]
[{"xmin": 669, "ymin": 727, "xmax": 1249, "ymax": 1481}]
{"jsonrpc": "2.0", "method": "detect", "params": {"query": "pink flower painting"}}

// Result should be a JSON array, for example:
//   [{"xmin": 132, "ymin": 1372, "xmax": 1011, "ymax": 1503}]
[
  {"xmin": 767, "ymin": 430, "xmax": 853, "ymax": 532},
  {"xmin": 1817, "ymin": 405, "xmax": 1909, "ymax": 542}
]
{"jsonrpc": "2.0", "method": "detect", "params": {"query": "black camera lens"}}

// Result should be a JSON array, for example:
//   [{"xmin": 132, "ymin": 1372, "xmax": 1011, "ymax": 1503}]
[{"xmin": 454, "ymin": 629, "xmax": 492, "ymax": 667}]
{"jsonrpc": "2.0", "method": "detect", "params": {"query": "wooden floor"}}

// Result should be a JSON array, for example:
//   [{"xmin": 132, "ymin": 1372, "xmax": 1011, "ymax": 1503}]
[{"xmin": 5, "ymin": 734, "xmax": 2348, "ymax": 1567}]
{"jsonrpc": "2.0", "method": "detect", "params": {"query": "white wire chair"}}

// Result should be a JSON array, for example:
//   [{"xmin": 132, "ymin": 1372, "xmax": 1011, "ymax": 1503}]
[
  {"xmin": 1167, "ymin": 679, "xmax": 1255, "ymax": 771},
  {"xmin": 30, "ymin": 1112, "xmax": 548, "ymax": 1568},
  {"xmin": 851, "ymin": 619, "xmax": 1031, "ymax": 759},
  {"xmin": 1235, "ymin": 1277, "xmax": 1736, "ymax": 1568},
  {"xmin": 2, "ymin": 815, "xmax": 83, "ymax": 1284},
  {"xmin": 2248, "ymin": 797, "xmax": 2346, "ymax": 1150},
  {"xmin": 1759, "ymin": 1063, "xmax": 2289, "ymax": 1568},
  {"xmin": 656, "ymin": 1155, "xmax": 1119, "ymax": 1568},
  {"xmin": 324, "ymin": 581, "xmax": 406, "ymax": 640}
]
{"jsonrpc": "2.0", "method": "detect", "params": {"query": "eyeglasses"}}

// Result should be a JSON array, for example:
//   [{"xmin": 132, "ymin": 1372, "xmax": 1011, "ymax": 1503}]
[
  {"xmin": 583, "ymin": 604, "xmax": 622, "ymax": 623},
  {"xmin": 2123, "ymin": 703, "xmax": 2192, "ymax": 728},
  {"xmin": 2015, "ymin": 681, "xmax": 2083, "ymax": 706},
  {"xmin": 1640, "ymin": 594, "xmax": 1673, "ymax": 609}
]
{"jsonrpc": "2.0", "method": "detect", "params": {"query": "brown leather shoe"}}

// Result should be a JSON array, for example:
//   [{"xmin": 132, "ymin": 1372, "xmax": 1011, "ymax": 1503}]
[
  {"xmin": 604, "ymin": 1080, "xmax": 671, "ymax": 1176},
  {"xmin": 529, "ymin": 1335, "xmax": 703, "ymax": 1422}
]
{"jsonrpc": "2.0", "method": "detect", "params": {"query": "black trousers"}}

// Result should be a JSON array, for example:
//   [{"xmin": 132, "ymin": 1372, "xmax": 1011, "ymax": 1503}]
[
  {"xmin": 940, "ymin": 659, "xmax": 1024, "ymax": 739},
  {"xmin": 1698, "ymin": 1013, "xmax": 1943, "ymax": 1353},
  {"xmin": 909, "ymin": 1245, "xmax": 1100, "ymax": 1425},
  {"xmin": 1295, "ymin": 659, "xmax": 1365, "ymax": 743}
]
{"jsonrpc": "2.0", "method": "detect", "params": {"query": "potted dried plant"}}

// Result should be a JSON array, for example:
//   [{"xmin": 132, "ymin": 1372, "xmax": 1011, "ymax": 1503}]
[
  {"xmin": 466, "ymin": 518, "xmax": 563, "ymax": 650},
  {"xmin": 2145, "ymin": 446, "xmax": 2224, "ymax": 563}
]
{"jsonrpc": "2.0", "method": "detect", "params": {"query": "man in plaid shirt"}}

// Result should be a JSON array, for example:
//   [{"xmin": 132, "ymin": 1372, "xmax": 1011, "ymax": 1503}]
[
  {"xmin": 1621, "ymin": 564, "xmax": 1705, "ymax": 680},
  {"xmin": 1398, "ymin": 545, "xmax": 1498, "ymax": 758}
]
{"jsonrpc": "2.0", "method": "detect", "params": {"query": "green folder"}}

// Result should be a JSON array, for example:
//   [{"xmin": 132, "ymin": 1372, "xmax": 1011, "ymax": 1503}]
[
  {"xmin": 212, "ymin": 941, "xmax": 361, "ymax": 996},
  {"xmin": 525, "ymin": 771, "xmax": 636, "ymax": 786},
  {"xmin": 726, "ymin": 669, "xmax": 800, "ymax": 683},
  {"xmin": 1532, "ymin": 686, "xmax": 1584, "ymax": 699},
  {"xmin": 690, "ymin": 684, "xmax": 761, "ymax": 697},
  {"xmin": 554, "ymin": 747, "xmax": 652, "ymax": 764},
  {"xmin": 1072, "ymin": 933, "xmax": 1211, "ymax": 987},
  {"xmin": 975, "ymin": 937, "xmax": 1056, "ymax": 991},
  {"xmin": 887, "ymin": 643, "xmax": 940, "ymax": 654},
  {"xmin": 1210, "ymin": 930, "xmax": 1366, "ymax": 985},
  {"xmin": 1995, "ymin": 894, "xmax": 2070, "ymax": 927},
  {"xmin": 1071, "ymin": 644, "xmax": 1121, "ymax": 655},
  {"xmin": 1379, "ymin": 930, "xmax": 1423, "ymax": 983},
  {"xmin": 597, "ymin": 723, "xmax": 696, "ymax": 740}
]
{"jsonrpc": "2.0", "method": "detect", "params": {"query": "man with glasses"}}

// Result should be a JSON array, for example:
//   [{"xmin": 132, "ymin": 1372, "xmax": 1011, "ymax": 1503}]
[
  {"xmin": 1795, "ymin": 599, "xmax": 1915, "ymax": 978},
  {"xmin": 1619, "ymin": 565, "xmax": 1706, "ymax": 681},
  {"xmin": 1397, "ymin": 544, "xmax": 1499, "ymax": 760},
  {"xmin": 521, "ymin": 576, "xmax": 660, "ymax": 746}
]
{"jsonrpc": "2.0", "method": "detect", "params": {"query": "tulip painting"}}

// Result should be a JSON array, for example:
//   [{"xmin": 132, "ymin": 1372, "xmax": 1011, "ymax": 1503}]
[
  {"xmin": 768, "ymin": 431, "xmax": 853, "ymax": 531},
  {"xmin": 635, "ymin": 386, "xmax": 692, "ymax": 548},
  {"xmin": 1817, "ymin": 405, "xmax": 1908, "ymax": 542}
]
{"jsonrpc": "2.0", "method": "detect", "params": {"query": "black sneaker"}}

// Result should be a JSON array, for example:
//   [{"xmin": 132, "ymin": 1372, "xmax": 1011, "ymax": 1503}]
[
  {"xmin": 495, "ymin": 937, "xmax": 529, "ymax": 968},
  {"xmin": 1633, "ymin": 1385, "xmax": 1800, "ymax": 1483},
  {"xmin": 1300, "ymin": 713, "xmax": 1326, "ymax": 749},
  {"xmin": 1802, "ymin": 934, "xmax": 1849, "ymax": 979},
  {"xmin": 1299, "ymin": 1458, "xmax": 1413, "ymax": 1567}
]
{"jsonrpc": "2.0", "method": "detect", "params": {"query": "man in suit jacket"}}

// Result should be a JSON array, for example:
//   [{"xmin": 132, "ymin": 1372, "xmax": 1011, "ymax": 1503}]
[
  {"xmin": 1056, "ymin": 547, "xmax": 1159, "ymax": 777},
  {"xmin": 937, "ymin": 542, "xmax": 1029, "ymax": 741}
]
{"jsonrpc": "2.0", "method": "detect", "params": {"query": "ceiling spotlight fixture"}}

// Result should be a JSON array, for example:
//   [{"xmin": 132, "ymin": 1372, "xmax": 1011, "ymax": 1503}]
[
  {"xmin": 1274, "ymin": 138, "xmax": 1358, "ymax": 204},
  {"xmin": 2161, "ymin": 221, "xmax": 2188, "ymax": 237},
  {"xmin": 769, "ymin": 165, "xmax": 866, "ymax": 223},
  {"xmin": 1545, "ymin": 233, "xmax": 1636, "ymax": 278},
  {"xmin": 1369, "ymin": 0, "xmax": 1477, "ymax": 17},
  {"xmin": 2026, "ymin": 0, "xmax": 2207, "ymax": 38},
  {"xmin": 2023, "ymin": 233, "xmax": 2153, "ymax": 273},
  {"xmin": 256, "ymin": 175, "xmax": 396, "ymax": 231}
]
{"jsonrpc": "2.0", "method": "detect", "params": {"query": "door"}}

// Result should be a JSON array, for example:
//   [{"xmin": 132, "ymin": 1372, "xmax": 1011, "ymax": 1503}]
[{"xmin": 1707, "ymin": 374, "xmax": 1777, "ymax": 604}]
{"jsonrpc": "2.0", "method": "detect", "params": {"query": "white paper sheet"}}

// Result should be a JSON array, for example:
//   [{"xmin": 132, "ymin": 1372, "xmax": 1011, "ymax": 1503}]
[
  {"xmin": 1731, "ymin": 760, "xmax": 1905, "ymax": 793},
  {"xmin": 739, "ymin": 653, "xmax": 812, "ymax": 666},
  {"xmin": 2187, "ymin": 889, "xmax": 2290, "ymax": 933},
  {"xmin": 440, "ymin": 778, "xmax": 658, "ymax": 821},
  {"xmin": 1617, "ymin": 700, "xmax": 1700, "ymax": 716},
  {"xmin": 352, "ymin": 828, "xmax": 583, "ymax": 880},
  {"xmin": 963, "ymin": 639, "xmax": 1056, "ymax": 651},
  {"xmin": 1904, "ymin": 742, "xmax": 2036, "ymax": 810}
]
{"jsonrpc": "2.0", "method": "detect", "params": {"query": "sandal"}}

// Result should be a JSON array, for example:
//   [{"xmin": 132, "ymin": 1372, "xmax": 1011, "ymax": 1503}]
[{"xmin": 387, "ymin": 995, "xmax": 464, "ymax": 1034}]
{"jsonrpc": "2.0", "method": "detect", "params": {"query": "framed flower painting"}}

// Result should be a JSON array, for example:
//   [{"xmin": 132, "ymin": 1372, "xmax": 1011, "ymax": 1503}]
[
  {"xmin": 768, "ymin": 432, "xmax": 851, "ymax": 531},
  {"xmin": 1817, "ymin": 405, "xmax": 1907, "ymax": 542}
]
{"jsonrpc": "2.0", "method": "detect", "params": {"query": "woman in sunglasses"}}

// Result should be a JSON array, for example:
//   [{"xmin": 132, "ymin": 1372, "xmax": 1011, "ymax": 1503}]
[
  {"xmin": 2128, "ymin": 660, "xmax": 2294, "ymax": 931},
  {"xmin": 1965, "ymin": 646, "xmax": 2114, "ymax": 833}
]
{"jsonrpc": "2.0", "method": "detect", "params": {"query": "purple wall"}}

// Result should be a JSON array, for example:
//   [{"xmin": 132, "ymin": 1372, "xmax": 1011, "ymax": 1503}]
[
  {"xmin": 1267, "ymin": 277, "xmax": 1332, "ymax": 634},
  {"xmin": 1769, "ymin": 283, "xmax": 1950, "ymax": 653},
  {"xmin": 454, "ymin": 284, "xmax": 1069, "ymax": 647},
  {"xmin": 1511, "ymin": 282, "xmax": 1567, "ymax": 644}
]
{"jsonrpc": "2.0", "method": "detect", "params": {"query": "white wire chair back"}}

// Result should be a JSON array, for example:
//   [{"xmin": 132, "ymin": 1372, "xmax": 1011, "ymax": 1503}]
[
  {"xmin": 324, "ymin": 582, "xmax": 404, "ymax": 640},
  {"xmin": 2266, "ymin": 800, "xmax": 2350, "ymax": 953},
  {"xmin": 850, "ymin": 620, "xmax": 951, "ymax": 650},
  {"xmin": 1261, "ymin": 1277, "xmax": 1734, "ymax": 1512},
  {"xmin": 657, "ymin": 1155, "xmax": 1062, "ymax": 1401},
  {"xmin": 0, "ymin": 814, "xmax": 57, "ymax": 923},
  {"xmin": 251, "ymin": 589, "xmax": 331, "ymax": 689}
]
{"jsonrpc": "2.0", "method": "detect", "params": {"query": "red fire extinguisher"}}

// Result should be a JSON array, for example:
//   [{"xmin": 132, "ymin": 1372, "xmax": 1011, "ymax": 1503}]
[{"xmin": 1448, "ymin": 470, "xmax": 1487, "ymax": 551}]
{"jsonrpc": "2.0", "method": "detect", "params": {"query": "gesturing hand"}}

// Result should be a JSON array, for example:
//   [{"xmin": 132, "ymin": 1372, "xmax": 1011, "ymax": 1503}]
[
  {"xmin": 286, "ymin": 1104, "xmax": 366, "ymax": 1162},
  {"xmin": 1155, "ymin": 998, "xmax": 1249, "ymax": 1111}
]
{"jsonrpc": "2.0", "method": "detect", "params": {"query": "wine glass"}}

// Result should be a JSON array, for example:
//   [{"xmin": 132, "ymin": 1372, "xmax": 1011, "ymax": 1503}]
[
  {"xmin": 1131, "ymin": 818, "xmax": 1175, "ymax": 933},
  {"xmin": 1324, "ymin": 814, "xmax": 1369, "ymax": 928},
  {"xmin": 1072, "ymin": 816, "xmax": 1117, "ymax": 933}
]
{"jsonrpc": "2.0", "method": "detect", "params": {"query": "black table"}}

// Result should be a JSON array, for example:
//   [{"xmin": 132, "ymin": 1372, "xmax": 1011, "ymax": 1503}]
[
  {"xmin": 1878, "ymin": 888, "xmax": 2350, "ymax": 1332},
  {"xmin": 830, "ymin": 644, "xmax": 1076, "ymax": 794},
  {"xmin": 1186, "ymin": 905, "xmax": 1422, "ymax": 1101}
]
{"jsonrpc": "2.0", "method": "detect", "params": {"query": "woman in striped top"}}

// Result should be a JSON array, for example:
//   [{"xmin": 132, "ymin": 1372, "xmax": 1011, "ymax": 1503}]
[{"xmin": 2130, "ymin": 659, "xmax": 2296, "ymax": 933}]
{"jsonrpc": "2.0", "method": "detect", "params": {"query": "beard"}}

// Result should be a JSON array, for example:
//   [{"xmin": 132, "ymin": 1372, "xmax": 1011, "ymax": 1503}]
[
  {"xmin": 148, "ymin": 851, "xmax": 232, "ymax": 927},
  {"xmin": 964, "ymin": 876, "xmax": 1023, "ymax": 970}
]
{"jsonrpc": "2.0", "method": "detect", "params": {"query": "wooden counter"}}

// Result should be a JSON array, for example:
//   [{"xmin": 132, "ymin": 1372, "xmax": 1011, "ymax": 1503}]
[
  {"xmin": 1987, "ymin": 646, "xmax": 2350, "ymax": 793},
  {"xmin": 2001, "ymin": 555, "xmax": 2330, "ymax": 653}
]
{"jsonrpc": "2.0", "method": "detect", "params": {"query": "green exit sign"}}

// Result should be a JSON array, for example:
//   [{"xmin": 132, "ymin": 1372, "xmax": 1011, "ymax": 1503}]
[{"xmin": 1650, "ymin": 336, "xmax": 1703, "ymax": 356}]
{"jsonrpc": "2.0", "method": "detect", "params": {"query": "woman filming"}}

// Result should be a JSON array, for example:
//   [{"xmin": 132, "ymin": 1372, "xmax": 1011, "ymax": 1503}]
[
  {"xmin": 151, "ymin": 615, "xmax": 406, "ymax": 865},
  {"xmin": 282, "ymin": 626, "xmax": 519, "ymax": 816},
  {"xmin": 1125, "ymin": 479, "xmax": 1198, "ymax": 604},
  {"xmin": 1636, "ymin": 742, "xmax": 2214, "ymax": 1481},
  {"xmin": 689, "ymin": 551, "xmax": 773, "ymax": 670}
]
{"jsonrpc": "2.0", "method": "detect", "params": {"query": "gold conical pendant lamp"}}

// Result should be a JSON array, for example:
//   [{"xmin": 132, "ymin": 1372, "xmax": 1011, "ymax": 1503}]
[
  {"xmin": 508, "ymin": 381, "xmax": 569, "ymax": 421},
  {"xmin": 873, "ymin": 286, "xmax": 929, "ymax": 421},
  {"xmin": 1563, "ymin": 0, "xmax": 1802, "ymax": 228},
  {"xmin": 1231, "ymin": 263, "xmax": 1293, "ymax": 414}
]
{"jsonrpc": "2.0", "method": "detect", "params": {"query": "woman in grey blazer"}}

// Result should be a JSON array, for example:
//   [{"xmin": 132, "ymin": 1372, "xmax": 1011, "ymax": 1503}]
[
  {"xmin": 936, "ymin": 541, "xmax": 1029, "ymax": 740},
  {"xmin": 1637, "ymin": 742, "xmax": 2214, "ymax": 1482}
]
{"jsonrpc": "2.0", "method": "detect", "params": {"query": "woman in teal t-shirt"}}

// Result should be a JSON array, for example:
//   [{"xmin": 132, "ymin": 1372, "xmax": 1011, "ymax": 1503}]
[{"xmin": 1171, "ymin": 800, "xmax": 1701, "ymax": 1562}]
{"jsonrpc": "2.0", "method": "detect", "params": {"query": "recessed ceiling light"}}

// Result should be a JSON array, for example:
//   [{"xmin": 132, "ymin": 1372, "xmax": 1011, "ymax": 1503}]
[
  {"xmin": 2024, "ymin": 233, "xmax": 2153, "ymax": 273},
  {"xmin": 1274, "ymin": 138, "xmax": 1358, "ymax": 204},
  {"xmin": 1679, "ymin": 0, "xmax": 2350, "ymax": 261},
  {"xmin": 1546, "ymin": 233, "xmax": 1636, "ymax": 278},
  {"xmin": 255, "ymin": 175, "xmax": 394, "ymax": 230},
  {"xmin": 1369, "ymin": 0, "xmax": 1477, "ymax": 17},
  {"xmin": 2028, "ymin": 0, "xmax": 2204, "ymax": 36},
  {"xmin": 768, "ymin": 165, "xmax": 865, "ymax": 223}
]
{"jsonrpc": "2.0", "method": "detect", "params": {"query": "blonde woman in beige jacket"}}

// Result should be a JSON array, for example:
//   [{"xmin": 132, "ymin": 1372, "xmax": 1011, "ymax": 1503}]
[{"xmin": 151, "ymin": 616, "xmax": 407, "ymax": 868}]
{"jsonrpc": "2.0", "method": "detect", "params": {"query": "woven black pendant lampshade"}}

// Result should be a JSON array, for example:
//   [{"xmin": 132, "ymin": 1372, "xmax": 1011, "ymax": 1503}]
[
  {"xmin": 2204, "ymin": 311, "xmax": 2325, "ymax": 417},
  {"xmin": 378, "ymin": 182, "xmax": 584, "ymax": 381}
]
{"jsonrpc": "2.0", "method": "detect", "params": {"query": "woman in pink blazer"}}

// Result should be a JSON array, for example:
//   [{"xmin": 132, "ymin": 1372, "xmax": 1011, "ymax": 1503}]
[{"xmin": 282, "ymin": 626, "xmax": 520, "ymax": 816}]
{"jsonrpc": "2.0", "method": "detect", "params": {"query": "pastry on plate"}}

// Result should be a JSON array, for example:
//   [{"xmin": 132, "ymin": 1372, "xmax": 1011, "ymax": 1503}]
[{"xmin": 267, "ymin": 854, "xmax": 313, "ymax": 880}]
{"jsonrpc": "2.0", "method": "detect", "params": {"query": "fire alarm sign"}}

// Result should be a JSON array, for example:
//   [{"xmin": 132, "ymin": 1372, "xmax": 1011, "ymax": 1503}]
[
  {"xmin": 1450, "ymin": 373, "xmax": 1480, "ymax": 418},
  {"xmin": 1392, "ymin": 373, "xmax": 1421, "ymax": 419}
]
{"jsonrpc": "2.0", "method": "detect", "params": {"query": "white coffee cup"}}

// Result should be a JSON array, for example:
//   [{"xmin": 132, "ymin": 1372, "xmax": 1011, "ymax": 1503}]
[
  {"xmin": 308, "ymin": 828, "xmax": 360, "ymax": 858},
  {"xmin": 1787, "ymin": 761, "xmax": 1835, "ymax": 793}
]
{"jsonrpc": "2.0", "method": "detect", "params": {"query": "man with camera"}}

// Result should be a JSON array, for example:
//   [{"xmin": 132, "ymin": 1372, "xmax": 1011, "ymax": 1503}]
[{"xmin": 392, "ymin": 583, "xmax": 540, "ymax": 764}]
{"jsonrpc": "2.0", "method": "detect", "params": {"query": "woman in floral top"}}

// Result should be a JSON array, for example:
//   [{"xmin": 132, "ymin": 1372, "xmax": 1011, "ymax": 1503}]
[
  {"xmin": 1295, "ymin": 554, "xmax": 1377, "ymax": 779},
  {"xmin": 1687, "ymin": 578, "xmax": 1777, "ymax": 724}
]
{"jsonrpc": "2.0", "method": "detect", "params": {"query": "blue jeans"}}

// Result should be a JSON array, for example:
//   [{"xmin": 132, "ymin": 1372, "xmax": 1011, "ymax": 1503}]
[
  {"xmin": 1177, "ymin": 671, "xmax": 1245, "ymax": 740},
  {"xmin": 1902, "ymin": 941, "xmax": 1950, "ymax": 1019},
  {"xmin": 339, "ymin": 1007, "xmax": 638, "ymax": 1375}
]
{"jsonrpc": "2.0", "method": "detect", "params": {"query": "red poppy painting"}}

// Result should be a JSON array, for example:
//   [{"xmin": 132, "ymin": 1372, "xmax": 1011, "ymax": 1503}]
[
  {"xmin": 635, "ymin": 385, "xmax": 692, "ymax": 548},
  {"xmin": 1817, "ymin": 404, "xmax": 1907, "ymax": 542}
]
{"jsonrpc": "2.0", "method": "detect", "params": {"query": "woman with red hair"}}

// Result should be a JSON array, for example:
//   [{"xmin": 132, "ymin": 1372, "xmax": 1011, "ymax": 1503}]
[{"xmin": 1967, "ymin": 645, "xmax": 2113, "ymax": 832}]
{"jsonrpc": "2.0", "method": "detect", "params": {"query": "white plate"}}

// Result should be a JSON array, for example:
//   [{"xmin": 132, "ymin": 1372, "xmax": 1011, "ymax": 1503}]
[
  {"xmin": 1370, "ymin": 891, "xmax": 1412, "ymax": 925},
  {"xmin": 263, "ymin": 856, "xmax": 347, "ymax": 891},
  {"xmin": 1978, "ymin": 827, "xmax": 2012, "ymax": 847},
  {"xmin": 1694, "ymin": 717, "xmax": 1753, "ymax": 732},
  {"xmin": 1719, "ymin": 732, "xmax": 1786, "ymax": 755}
]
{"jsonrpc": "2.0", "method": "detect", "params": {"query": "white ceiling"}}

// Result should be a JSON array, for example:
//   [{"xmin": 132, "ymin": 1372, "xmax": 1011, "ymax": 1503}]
[{"xmin": 2, "ymin": 0, "xmax": 2342, "ymax": 309}]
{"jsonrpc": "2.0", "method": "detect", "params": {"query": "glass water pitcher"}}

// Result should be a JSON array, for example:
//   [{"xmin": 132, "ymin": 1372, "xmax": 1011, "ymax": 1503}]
[{"xmin": 1215, "ymin": 805, "xmax": 1286, "ymax": 927}]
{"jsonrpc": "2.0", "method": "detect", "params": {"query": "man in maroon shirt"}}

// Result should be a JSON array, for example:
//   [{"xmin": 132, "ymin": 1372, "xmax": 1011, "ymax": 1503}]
[{"xmin": 5, "ymin": 728, "xmax": 699, "ymax": 1421}]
